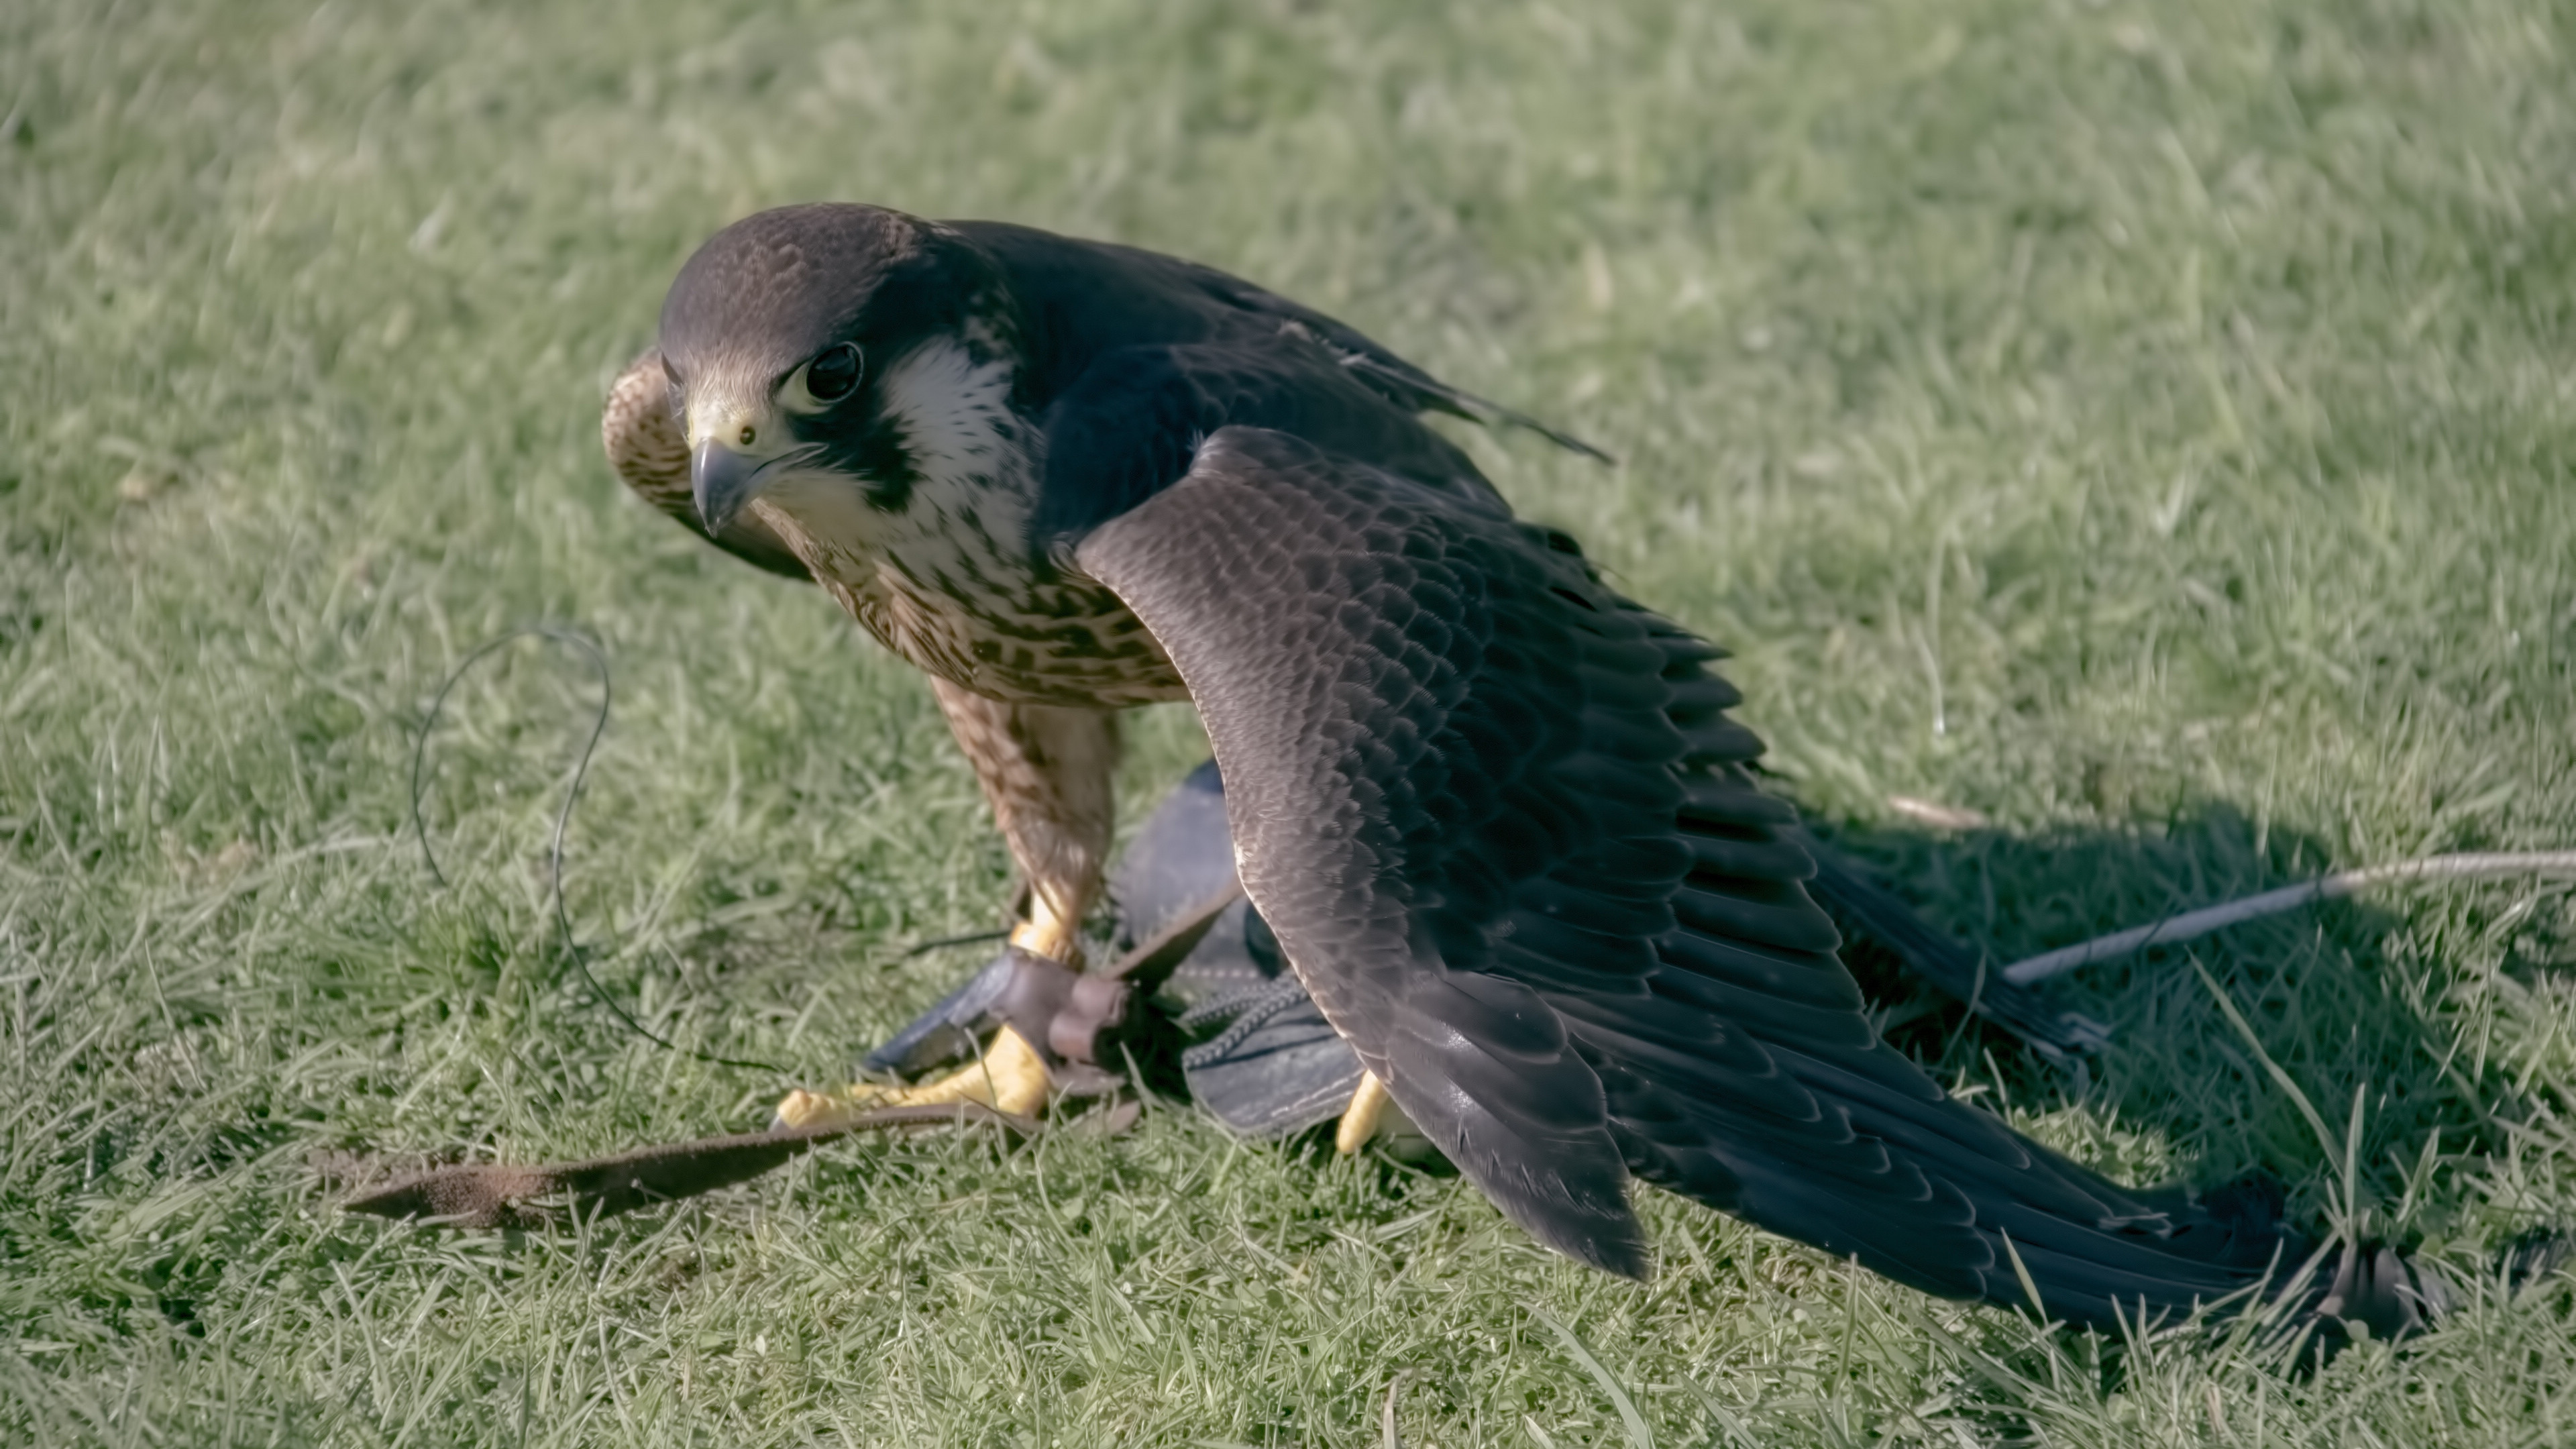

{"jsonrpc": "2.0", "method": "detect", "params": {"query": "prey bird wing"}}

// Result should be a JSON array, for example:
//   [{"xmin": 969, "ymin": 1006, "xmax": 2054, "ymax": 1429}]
[{"xmin": 1076, "ymin": 427, "xmax": 2291, "ymax": 1320}]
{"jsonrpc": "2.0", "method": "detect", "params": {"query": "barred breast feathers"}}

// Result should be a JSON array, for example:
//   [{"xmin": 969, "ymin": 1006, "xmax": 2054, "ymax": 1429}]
[{"xmin": 754, "ymin": 335, "xmax": 1183, "ymax": 706}]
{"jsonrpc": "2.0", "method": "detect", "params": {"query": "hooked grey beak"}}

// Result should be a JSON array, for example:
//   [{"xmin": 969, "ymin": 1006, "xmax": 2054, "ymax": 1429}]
[{"xmin": 692, "ymin": 441, "xmax": 769, "ymax": 534}]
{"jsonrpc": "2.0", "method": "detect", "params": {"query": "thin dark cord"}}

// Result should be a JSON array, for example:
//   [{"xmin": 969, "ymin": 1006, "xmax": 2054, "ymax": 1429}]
[
  {"xmin": 899, "ymin": 927, "xmax": 1012, "ymax": 959},
  {"xmin": 410, "ymin": 626, "xmax": 782, "ymax": 1074}
]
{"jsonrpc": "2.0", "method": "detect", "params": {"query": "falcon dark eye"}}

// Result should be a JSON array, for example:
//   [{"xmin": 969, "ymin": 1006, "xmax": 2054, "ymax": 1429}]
[{"xmin": 805, "ymin": 342, "xmax": 863, "ymax": 403}]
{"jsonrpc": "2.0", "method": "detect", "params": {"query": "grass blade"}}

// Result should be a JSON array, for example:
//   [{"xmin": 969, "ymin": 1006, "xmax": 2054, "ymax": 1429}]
[{"xmin": 1532, "ymin": 1309, "xmax": 1656, "ymax": 1449}]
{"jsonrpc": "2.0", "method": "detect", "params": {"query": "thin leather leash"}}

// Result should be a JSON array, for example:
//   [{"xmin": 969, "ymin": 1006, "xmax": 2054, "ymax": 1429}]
[{"xmin": 343, "ymin": 881, "xmax": 1245, "ymax": 1231}]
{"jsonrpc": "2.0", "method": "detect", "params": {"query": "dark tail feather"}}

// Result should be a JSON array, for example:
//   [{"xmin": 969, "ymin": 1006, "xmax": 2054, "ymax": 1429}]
[
  {"xmin": 1645, "ymin": 1012, "xmax": 2513, "ymax": 1342},
  {"xmin": 1334, "ymin": 350, "xmax": 1617, "ymax": 464},
  {"xmin": 1619, "ymin": 1040, "xmax": 2324, "ymax": 1331},
  {"xmin": 1796, "ymin": 833, "xmax": 2110, "ymax": 1059}
]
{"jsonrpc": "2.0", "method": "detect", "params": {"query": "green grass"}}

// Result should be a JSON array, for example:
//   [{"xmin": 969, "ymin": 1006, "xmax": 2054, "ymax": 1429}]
[{"xmin": 5, "ymin": 0, "xmax": 2575, "ymax": 1442}]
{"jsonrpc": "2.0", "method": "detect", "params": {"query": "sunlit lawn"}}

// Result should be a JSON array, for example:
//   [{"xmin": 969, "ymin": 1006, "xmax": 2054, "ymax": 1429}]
[{"xmin": 4, "ymin": 1, "xmax": 2573, "ymax": 1443}]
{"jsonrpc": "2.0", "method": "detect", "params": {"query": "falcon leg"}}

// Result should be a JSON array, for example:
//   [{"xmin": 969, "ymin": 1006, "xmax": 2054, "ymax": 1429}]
[
  {"xmin": 773, "ymin": 682, "xmax": 1120, "ymax": 1129},
  {"xmin": 928, "ymin": 677, "xmax": 1120, "ymax": 967}
]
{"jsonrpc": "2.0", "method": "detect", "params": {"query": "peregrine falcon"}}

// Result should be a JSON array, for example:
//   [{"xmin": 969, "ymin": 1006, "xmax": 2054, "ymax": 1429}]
[{"xmin": 603, "ymin": 203, "xmax": 2329, "ymax": 1329}]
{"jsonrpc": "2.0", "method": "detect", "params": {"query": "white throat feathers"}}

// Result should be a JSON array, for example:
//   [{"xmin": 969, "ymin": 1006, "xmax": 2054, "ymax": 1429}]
[{"xmin": 749, "ymin": 335, "xmax": 1183, "ymax": 706}]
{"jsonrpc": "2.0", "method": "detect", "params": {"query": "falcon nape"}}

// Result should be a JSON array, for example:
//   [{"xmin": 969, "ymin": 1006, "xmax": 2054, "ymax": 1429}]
[{"xmin": 604, "ymin": 203, "xmax": 2440, "ymax": 1336}]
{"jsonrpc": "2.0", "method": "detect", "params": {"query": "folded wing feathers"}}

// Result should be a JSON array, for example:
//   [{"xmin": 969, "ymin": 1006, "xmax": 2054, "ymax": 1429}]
[
  {"xmin": 1079, "ymin": 427, "xmax": 2295, "ymax": 1320},
  {"xmin": 1496, "ymin": 514, "xmax": 2299, "ymax": 1322}
]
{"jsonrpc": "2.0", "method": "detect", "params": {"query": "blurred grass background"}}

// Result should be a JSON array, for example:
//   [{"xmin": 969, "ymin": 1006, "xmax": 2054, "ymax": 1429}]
[{"xmin": 4, "ymin": 0, "xmax": 2574, "ymax": 1443}]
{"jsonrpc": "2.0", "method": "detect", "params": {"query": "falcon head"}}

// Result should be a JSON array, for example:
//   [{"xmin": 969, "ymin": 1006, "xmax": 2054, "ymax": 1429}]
[{"xmin": 657, "ymin": 203, "xmax": 1024, "ymax": 536}]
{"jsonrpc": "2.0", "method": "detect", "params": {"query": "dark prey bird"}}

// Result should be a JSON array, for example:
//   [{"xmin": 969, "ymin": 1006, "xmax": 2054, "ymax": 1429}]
[{"xmin": 604, "ymin": 203, "xmax": 2409, "ymax": 1333}]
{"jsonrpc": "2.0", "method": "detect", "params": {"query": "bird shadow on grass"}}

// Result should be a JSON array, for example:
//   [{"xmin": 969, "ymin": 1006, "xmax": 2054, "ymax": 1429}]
[
  {"xmin": 1104, "ymin": 782, "xmax": 2551, "ymax": 1269},
  {"xmin": 1134, "ymin": 790, "xmax": 2547, "ymax": 1312},
  {"xmin": 1803, "ymin": 797, "xmax": 2542, "ymax": 1254}
]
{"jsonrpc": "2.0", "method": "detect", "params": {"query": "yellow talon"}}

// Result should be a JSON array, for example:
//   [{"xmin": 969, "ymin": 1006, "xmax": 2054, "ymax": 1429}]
[
  {"xmin": 773, "ymin": 1026, "xmax": 1055, "ymax": 1130},
  {"xmin": 1336, "ymin": 1071, "xmax": 1392, "ymax": 1154},
  {"xmin": 1008, "ymin": 890, "xmax": 1084, "ymax": 969},
  {"xmin": 771, "ymin": 1085, "xmax": 853, "ymax": 1131}
]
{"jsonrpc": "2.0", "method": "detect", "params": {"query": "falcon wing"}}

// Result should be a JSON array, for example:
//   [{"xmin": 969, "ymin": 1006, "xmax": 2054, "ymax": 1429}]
[
  {"xmin": 1032, "ymin": 341, "xmax": 1509, "ymax": 541},
  {"xmin": 1075, "ymin": 427, "xmax": 2290, "ymax": 1320},
  {"xmin": 602, "ymin": 349, "xmax": 812, "ymax": 581},
  {"xmin": 1078, "ymin": 425, "xmax": 1663, "ymax": 1272}
]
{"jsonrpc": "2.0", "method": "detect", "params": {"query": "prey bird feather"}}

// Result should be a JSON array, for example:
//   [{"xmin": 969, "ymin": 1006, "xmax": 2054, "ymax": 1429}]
[{"xmin": 603, "ymin": 202, "xmax": 2434, "ymax": 1334}]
